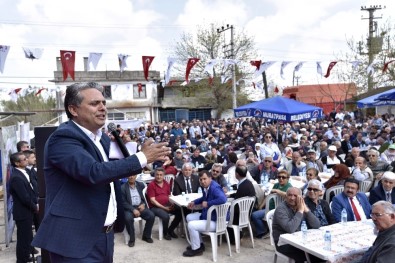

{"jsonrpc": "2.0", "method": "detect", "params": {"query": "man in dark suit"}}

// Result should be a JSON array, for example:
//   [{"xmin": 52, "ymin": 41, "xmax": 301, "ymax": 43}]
[
  {"xmin": 121, "ymin": 174, "xmax": 155, "ymax": 247},
  {"xmin": 32, "ymin": 82, "xmax": 170, "ymax": 262},
  {"xmin": 341, "ymin": 134, "xmax": 353, "ymax": 156},
  {"xmin": 168, "ymin": 162, "xmax": 200, "ymax": 238},
  {"xmin": 228, "ymin": 165, "xmax": 255, "ymax": 243},
  {"xmin": 9, "ymin": 152, "xmax": 38, "ymax": 263},
  {"xmin": 369, "ymin": 171, "xmax": 395, "ymax": 205},
  {"xmin": 23, "ymin": 149, "xmax": 40, "ymax": 233}
]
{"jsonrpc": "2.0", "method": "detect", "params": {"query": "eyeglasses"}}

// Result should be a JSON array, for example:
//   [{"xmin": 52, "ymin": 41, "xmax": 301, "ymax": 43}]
[
  {"xmin": 307, "ymin": 188, "xmax": 320, "ymax": 192},
  {"xmin": 264, "ymin": 160, "xmax": 272, "ymax": 163},
  {"xmin": 370, "ymin": 213, "xmax": 393, "ymax": 218},
  {"xmin": 278, "ymin": 176, "xmax": 288, "ymax": 180}
]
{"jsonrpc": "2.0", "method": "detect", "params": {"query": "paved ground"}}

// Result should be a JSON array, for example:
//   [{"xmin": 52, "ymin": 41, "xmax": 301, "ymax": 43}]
[{"xmin": 0, "ymin": 189, "xmax": 287, "ymax": 263}]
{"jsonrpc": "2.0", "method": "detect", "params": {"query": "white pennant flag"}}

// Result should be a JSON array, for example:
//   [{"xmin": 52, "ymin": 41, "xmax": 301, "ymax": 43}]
[
  {"xmin": 22, "ymin": 47, "xmax": 43, "ymax": 60},
  {"xmin": 194, "ymin": 77, "xmax": 203, "ymax": 83},
  {"xmin": 367, "ymin": 62, "xmax": 375, "ymax": 76},
  {"xmin": 88, "ymin": 52, "xmax": 102, "ymax": 71},
  {"xmin": 294, "ymin": 62, "xmax": 305, "ymax": 73},
  {"xmin": 351, "ymin": 60, "xmax": 362, "ymax": 70},
  {"xmin": 280, "ymin": 61, "xmax": 291, "ymax": 79},
  {"xmin": 253, "ymin": 61, "xmax": 276, "ymax": 78},
  {"xmin": 0, "ymin": 45, "xmax": 11, "ymax": 73},
  {"xmin": 203, "ymin": 59, "xmax": 218, "ymax": 77},
  {"xmin": 118, "ymin": 54, "xmax": 129, "ymax": 72},
  {"xmin": 165, "ymin": 57, "xmax": 176, "ymax": 85},
  {"xmin": 256, "ymin": 82, "xmax": 264, "ymax": 93},
  {"xmin": 221, "ymin": 74, "xmax": 231, "ymax": 84},
  {"xmin": 223, "ymin": 59, "xmax": 239, "ymax": 69},
  {"xmin": 316, "ymin": 61, "xmax": 323, "ymax": 76}
]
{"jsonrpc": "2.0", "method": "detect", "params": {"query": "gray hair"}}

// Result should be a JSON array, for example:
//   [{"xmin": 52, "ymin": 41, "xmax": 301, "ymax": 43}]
[
  {"xmin": 373, "ymin": 201, "xmax": 395, "ymax": 214},
  {"xmin": 308, "ymin": 179, "xmax": 323, "ymax": 190},
  {"xmin": 286, "ymin": 187, "xmax": 302, "ymax": 196},
  {"xmin": 182, "ymin": 162, "xmax": 193, "ymax": 170},
  {"xmin": 64, "ymin": 82, "xmax": 104, "ymax": 119}
]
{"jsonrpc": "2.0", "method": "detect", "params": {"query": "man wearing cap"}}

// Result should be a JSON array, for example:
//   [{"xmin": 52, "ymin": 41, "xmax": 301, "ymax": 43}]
[
  {"xmin": 369, "ymin": 171, "xmax": 395, "ymax": 205},
  {"xmin": 380, "ymin": 144, "xmax": 395, "ymax": 164},
  {"xmin": 320, "ymin": 145, "xmax": 343, "ymax": 170},
  {"xmin": 174, "ymin": 149, "xmax": 184, "ymax": 170},
  {"xmin": 305, "ymin": 149, "xmax": 324, "ymax": 172},
  {"xmin": 359, "ymin": 201, "xmax": 395, "ymax": 263}
]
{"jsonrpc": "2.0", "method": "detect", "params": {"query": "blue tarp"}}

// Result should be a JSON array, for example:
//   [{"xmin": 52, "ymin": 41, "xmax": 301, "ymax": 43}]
[
  {"xmin": 234, "ymin": 96, "xmax": 323, "ymax": 122},
  {"xmin": 357, "ymin": 88, "xmax": 395, "ymax": 108}
]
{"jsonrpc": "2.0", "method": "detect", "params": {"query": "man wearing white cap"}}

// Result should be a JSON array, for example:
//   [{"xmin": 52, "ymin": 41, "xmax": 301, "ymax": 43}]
[
  {"xmin": 369, "ymin": 171, "xmax": 395, "ymax": 205},
  {"xmin": 320, "ymin": 145, "xmax": 343, "ymax": 169}
]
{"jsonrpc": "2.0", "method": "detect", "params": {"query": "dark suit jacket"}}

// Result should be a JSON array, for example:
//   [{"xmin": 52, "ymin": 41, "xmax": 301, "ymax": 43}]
[
  {"xmin": 229, "ymin": 178, "xmax": 255, "ymax": 225},
  {"xmin": 332, "ymin": 192, "xmax": 371, "ymax": 222},
  {"xmin": 341, "ymin": 140, "xmax": 352, "ymax": 155},
  {"xmin": 9, "ymin": 169, "xmax": 38, "ymax": 220},
  {"xmin": 369, "ymin": 183, "xmax": 395, "ymax": 205},
  {"xmin": 32, "ymin": 121, "xmax": 143, "ymax": 258},
  {"xmin": 173, "ymin": 173, "xmax": 200, "ymax": 195},
  {"xmin": 26, "ymin": 167, "xmax": 39, "ymax": 199},
  {"xmin": 121, "ymin": 181, "xmax": 147, "ymax": 212}
]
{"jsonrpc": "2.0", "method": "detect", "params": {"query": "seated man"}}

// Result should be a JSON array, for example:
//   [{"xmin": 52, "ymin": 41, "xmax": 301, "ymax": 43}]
[
  {"xmin": 121, "ymin": 174, "xmax": 155, "ymax": 247},
  {"xmin": 147, "ymin": 167, "xmax": 174, "ymax": 240},
  {"xmin": 369, "ymin": 171, "xmax": 395, "ymax": 205},
  {"xmin": 168, "ymin": 162, "xmax": 200, "ymax": 238},
  {"xmin": 331, "ymin": 178, "xmax": 371, "ymax": 222},
  {"xmin": 360, "ymin": 201, "xmax": 395, "ymax": 262},
  {"xmin": 272, "ymin": 187, "xmax": 321, "ymax": 263},
  {"xmin": 352, "ymin": 157, "xmax": 373, "ymax": 182},
  {"xmin": 284, "ymin": 152, "xmax": 306, "ymax": 177},
  {"xmin": 251, "ymin": 170, "xmax": 292, "ymax": 239},
  {"xmin": 183, "ymin": 170, "xmax": 227, "ymax": 257},
  {"xmin": 210, "ymin": 163, "xmax": 228, "ymax": 193}
]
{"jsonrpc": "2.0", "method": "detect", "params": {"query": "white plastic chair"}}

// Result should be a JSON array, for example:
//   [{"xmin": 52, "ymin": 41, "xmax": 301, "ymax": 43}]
[
  {"xmin": 265, "ymin": 209, "xmax": 295, "ymax": 263},
  {"xmin": 200, "ymin": 202, "xmax": 232, "ymax": 262},
  {"xmin": 264, "ymin": 193, "xmax": 284, "ymax": 217},
  {"xmin": 228, "ymin": 197, "xmax": 255, "ymax": 253},
  {"xmin": 164, "ymin": 174, "xmax": 175, "ymax": 193},
  {"xmin": 359, "ymin": 180, "xmax": 373, "ymax": 193},
  {"xmin": 122, "ymin": 218, "xmax": 143, "ymax": 244},
  {"xmin": 324, "ymin": 185, "xmax": 344, "ymax": 203}
]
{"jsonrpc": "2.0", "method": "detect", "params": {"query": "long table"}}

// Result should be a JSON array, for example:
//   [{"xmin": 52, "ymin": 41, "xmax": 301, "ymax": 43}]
[{"xmin": 278, "ymin": 220, "xmax": 376, "ymax": 263}]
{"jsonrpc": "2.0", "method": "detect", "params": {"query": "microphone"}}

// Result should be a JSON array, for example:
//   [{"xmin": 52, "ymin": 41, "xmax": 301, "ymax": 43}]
[{"xmin": 107, "ymin": 123, "xmax": 130, "ymax": 158}]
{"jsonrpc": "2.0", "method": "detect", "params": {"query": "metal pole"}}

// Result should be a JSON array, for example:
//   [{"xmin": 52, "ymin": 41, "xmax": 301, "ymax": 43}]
[{"xmin": 230, "ymin": 25, "xmax": 237, "ymax": 109}]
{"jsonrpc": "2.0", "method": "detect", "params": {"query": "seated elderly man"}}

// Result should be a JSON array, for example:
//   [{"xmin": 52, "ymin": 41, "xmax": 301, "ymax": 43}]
[
  {"xmin": 352, "ymin": 157, "xmax": 374, "ymax": 182},
  {"xmin": 227, "ymin": 159, "xmax": 257, "ymax": 189},
  {"xmin": 367, "ymin": 149, "xmax": 393, "ymax": 184},
  {"xmin": 272, "ymin": 187, "xmax": 322, "ymax": 263},
  {"xmin": 284, "ymin": 152, "xmax": 306, "ymax": 177},
  {"xmin": 304, "ymin": 179, "xmax": 335, "ymax": 226},
  {"xmin": 121, "ymin": 174, "xmax": 155, "ymax": 247},
  {"xmin": 183, "ymin": 171, "xmax": 227, "ymax": 257},
  {"xmin": 210, "ymin": 163, "xmax": 228, "ymax": 192},
  {"xmin": 369, "ymin": 171, "xmax": 395, "ymax": 205},
  {"xmin": 331, "ymin": 178, "xmax": 371, "ymax": 222},
  {"xmin": 360, "ymin": 201, "xmax": 395, "ymax": 263}
]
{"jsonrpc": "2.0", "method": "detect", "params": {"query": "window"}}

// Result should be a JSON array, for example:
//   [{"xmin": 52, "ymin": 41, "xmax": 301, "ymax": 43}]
[
  {"xmin": 133, "ymin": 84, "xmax": 147, "ymax": 99},
  {"xmin": 125, "ymin": 112, "xmax": 145, "ymax": 119},
  {"xmin": 103, "ymin": 85, "xmax": 112, "ymax": 99},
  {"xmin": 107, "ymin": 112, "xmax": 124, "ymax": 120}
]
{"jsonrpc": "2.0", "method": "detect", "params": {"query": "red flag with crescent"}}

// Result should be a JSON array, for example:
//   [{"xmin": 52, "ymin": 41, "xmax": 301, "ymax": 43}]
[
  {"xmin": 142, "ymin": 56, "xmax": 155, "ymax": 80},
  {"xmin": 383, "ymin": 60, "xmax": 395, "ymax": 73},
  {"xmin": 137, "ymin": 83, "xmax": 143, "ymax": 93},
  {"xmin": 324, "ymin": 61, "xmax": 337, "ymax": 78},
  {"xmin": 185, "ymin": 58, "xmax": 200, "ymax": 83},
  {"xmin": 250, "ymin": 60, "xmax": 261, "ymax": 70},
  {"xmin": 60, "ymin": 50, "xmax": 76, "ymax": 80}
]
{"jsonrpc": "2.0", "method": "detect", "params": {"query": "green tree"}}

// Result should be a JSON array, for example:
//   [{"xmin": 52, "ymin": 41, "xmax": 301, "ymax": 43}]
[
  {"xmin": 169, "ymin": 23, "xmax": 258, "ymax": 118},
  {"xmin": 0, "ymin": 89, "xmax": 57, "ymax": 128}
]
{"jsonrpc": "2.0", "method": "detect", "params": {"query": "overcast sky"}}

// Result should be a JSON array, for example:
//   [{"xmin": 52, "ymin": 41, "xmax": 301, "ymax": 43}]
[{"xmin": 0, "ymin": 0, "xmax": 394, "ymax": 99}]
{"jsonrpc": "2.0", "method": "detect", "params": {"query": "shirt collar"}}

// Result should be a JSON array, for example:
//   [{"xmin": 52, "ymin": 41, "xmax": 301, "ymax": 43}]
[{"xmin": 72, "ymin": 120, "xmax": 102, "ymax": 141}]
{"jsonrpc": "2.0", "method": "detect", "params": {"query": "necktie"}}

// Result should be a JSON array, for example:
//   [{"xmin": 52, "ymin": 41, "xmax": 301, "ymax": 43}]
[
  {"xmin": 186, "ymin": 178, "xmax": 192, "ymax": 193},
  {"xmin": 349, "ymin": 197, "xmax": 361, "ymax": 221},
  {"xmin": 387, "ymin": 192, "xmax": 391, "ymax": 202}
]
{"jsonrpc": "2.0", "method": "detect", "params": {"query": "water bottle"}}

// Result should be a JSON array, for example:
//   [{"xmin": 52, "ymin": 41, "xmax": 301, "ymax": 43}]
[
  {"xmin": 301, "ymin": 221, "xmax": 307, "ymax": 242},
  {"xmin": 324, "ymin": 230, "xmax": 331, "ymax": 251},
  {"xmin": 198, "ymin": 186, "xmax": 202, "ymax": 194},
  {"xmin": 341, "ymin": 208, "xmax": 347, "ymax": 225}
]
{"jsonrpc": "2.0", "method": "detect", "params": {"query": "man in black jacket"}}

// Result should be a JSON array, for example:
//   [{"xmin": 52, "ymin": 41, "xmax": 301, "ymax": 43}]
[
  {"xmin": 121, "ymin": 174, "xmax": 155, "ymax": 247},
  {"xmin": 9, "ymin": 152, "xmax": 38, "ymax": 263}
]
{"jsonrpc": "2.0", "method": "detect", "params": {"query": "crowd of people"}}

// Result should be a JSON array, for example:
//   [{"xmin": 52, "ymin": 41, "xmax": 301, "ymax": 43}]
[{"xmin": 7, "ymin": 81, "xmax": 395, "ymax": 262}]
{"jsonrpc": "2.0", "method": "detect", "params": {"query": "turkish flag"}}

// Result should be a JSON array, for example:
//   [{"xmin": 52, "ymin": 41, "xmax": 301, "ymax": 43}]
[
  {"xmin": 137, "ymin": 83, "xmax": 143, "ymax": 93},
  {"xmin": 185, "ymin": 58, "xmax": 200, "ymax": 83},
  {"xmin": 324, "ymin": 61, "xmax": 337, "ymax": 78},
  {"xmin": 142, "ymin": 56, "xmax": 155, "ymax": 80},
  {"xmin": 274, "ymin": 86, "xmax": 279, "ymax": 94},
  {"xmin": 36, "ymin": 87, "xmax": 47, "ymax": 96},
  {"xmin": 250, "ymin": 60, "xmax": 261, "ymax": 70},
  {"xmin": 60, "ymin": 50, "xmax": 76, "ymax": 80}
]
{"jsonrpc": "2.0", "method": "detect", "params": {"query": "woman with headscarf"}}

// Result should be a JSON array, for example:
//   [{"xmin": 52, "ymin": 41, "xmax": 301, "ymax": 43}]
[{"xmin": 323, "ymin": 163, "xmax": 351, "ymax": 201}]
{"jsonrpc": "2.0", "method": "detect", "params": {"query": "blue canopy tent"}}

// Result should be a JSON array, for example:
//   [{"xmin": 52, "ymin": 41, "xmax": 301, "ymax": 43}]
[
  {"xmin": 374, "ymin": 89, "xmax": 395, "ymax": 102},
  {"xmin": 234, "ymin": 96, "xmax": 323, "ymax": 122},
  {"xmin": 357, "ymin": 88, "xmax": 395, "ymax": 108}
]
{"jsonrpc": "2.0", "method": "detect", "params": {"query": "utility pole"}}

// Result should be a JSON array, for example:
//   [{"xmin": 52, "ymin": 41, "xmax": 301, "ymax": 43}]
[
  {"xmin": 217, "ymin": 24, "xmax": 237, "ymax": 109},
  {"xmin": 360, "ymin": 5, "xmax": 385, "ymax": 91}
]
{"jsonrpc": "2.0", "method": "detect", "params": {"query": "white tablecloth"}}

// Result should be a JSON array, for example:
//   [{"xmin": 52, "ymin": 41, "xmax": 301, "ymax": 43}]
[{"xmin": 279, "ymin": 220, "xmax": 376, "ymax": 263}]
